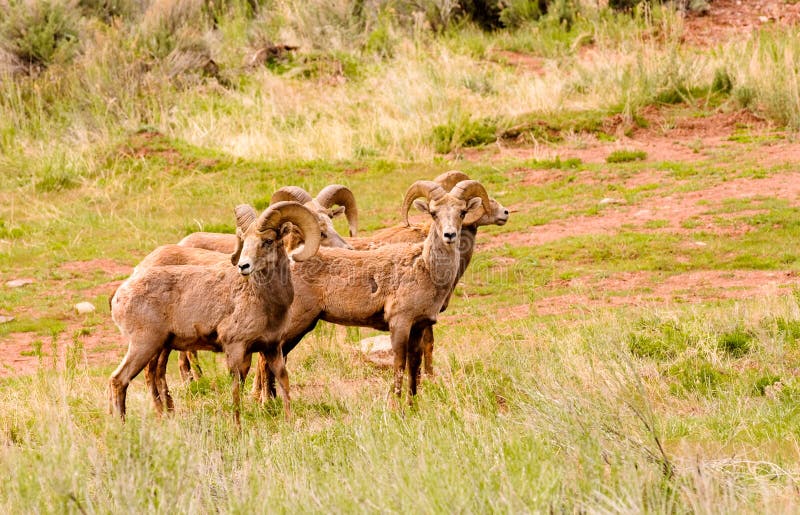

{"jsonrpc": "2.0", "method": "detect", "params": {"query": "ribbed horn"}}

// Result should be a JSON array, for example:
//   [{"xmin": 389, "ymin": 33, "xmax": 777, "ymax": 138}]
[
  {"xmin": 450, "ymin": 180, "xmax": 491, "ymax": 225},
  {"xmin": 270, "ymin": 186, "xmax": 313, "ymax": 205},
  {"xmin": 315, "ymin": 184, "xmax": 358, "ymax": 236},
  {"xmin": 433, "ymin": 170, "xmax": 471, "ymax": 191},
  {"xmin": 401, "ymin": 180, "xmax": 446, "ymax": 226},
  {"xmin": 234, "ymin": 204, "xmax": 257, "ymax": 231},
  {"xmin": 259, "ymin": 201, "xmax": 321, "ymax": 261}
]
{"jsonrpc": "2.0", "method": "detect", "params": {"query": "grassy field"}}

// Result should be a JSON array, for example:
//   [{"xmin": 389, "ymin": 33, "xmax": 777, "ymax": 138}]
[{"xmin": 3, "ymin": 0, "xmax": 800, "ymax": 512}]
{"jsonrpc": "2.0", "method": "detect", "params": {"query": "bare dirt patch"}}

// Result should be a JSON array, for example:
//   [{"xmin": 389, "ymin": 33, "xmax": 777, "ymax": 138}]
[
  {"xmin": 486, "ymin": 171, "xmax": 800, "ymax": 249},
  {"xmin": 60, "ymin": 259, "xmax": 132, "ymax": 277},
  {"xmin": 683, "ymin": 0, "xmax": 800, "ymax": 47},
  {"xmin": 534, "ymin": 269, "xmax": 798, "ymax": 315},
  {"xmin": 489, "ymin": 50, "xmax": 546, "ymax": 74},
  {"xmin": 0, "ymin": 325, "xmax": 123, "ymax": 378}
]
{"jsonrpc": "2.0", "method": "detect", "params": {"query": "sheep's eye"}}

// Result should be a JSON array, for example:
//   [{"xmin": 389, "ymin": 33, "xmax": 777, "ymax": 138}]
[
  {"xmin": 263, "ymin": 239, "xmax": 274, "ymax": 247},
  {"xmin": 460, "ymin": 210, "xmax": 467, "ymax": 218},
  {"xmin": 430, "ymin": 212, "xmax": 437, "ymax": 220},
  {"xmin": 321, "ymin": 232, "xmax": 328, "ymax": 239}
]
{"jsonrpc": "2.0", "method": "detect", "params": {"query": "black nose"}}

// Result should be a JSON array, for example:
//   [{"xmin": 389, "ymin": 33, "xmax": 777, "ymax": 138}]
[
  {"xmin": 239, "ymin": 263, "xmax": 250, "ymax": 272},
  {"xmin": 444, "ymin": 232, "xmax": 456, "ymax": 240},
  {"xmin": 504, "ymin": 210, "xmax": 509, "ymax": 215}
]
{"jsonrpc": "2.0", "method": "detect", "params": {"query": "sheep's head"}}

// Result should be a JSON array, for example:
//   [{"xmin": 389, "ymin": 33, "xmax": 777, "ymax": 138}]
[
  {"xmin": 402, "ymin": 180, "xmax": 490, "ymax": 246},
  {"xmin": 231, "ymin": 201, "xmax": 321, "ymax": 276},
  {"xmin": 433, "ymin": 170, "xmax": 508, "ymax": 227},
  {"xmin": 270, "ymin": 185, "xmax": 356, "ymax": 249}
]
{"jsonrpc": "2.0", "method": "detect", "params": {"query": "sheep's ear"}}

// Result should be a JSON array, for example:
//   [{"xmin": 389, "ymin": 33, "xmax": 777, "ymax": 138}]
[
  {"xmin": 330, "ymin": 206, "xmax": 345, "ymax": 218},
  {"xmin": 278, "ymin": 222, "xmax": 294, "ymax": 240},
  {"xmin": 466, "ymin": 197, "xmax": 482, "ymax": 213},
  {"xmin": 413, "ymin": 199, "xmax": 429, "ymax": 213},
  {"xmin": 230, "ymin": 228, "xmax": 244, "ymax": 266}
]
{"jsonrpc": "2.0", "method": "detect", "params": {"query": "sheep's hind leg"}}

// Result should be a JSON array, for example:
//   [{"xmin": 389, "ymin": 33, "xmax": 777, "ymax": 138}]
[
  {"xmin": 227, "ymin": 349, "xmax": 252, "ymax": 428},
  {"xmin": 109, "ymin": 335, "xmax": 163, "ymax": 419},
  {"xmin": 144, "ymin": 354, "xmax": 164, "ymax": 415},
  {"xmin": 251, "ymin": 353, "xmax": 276, "ymax": 404},
  {"xmin": 156, "ymin": 348, "xmax": 174, "ymax": 412}
]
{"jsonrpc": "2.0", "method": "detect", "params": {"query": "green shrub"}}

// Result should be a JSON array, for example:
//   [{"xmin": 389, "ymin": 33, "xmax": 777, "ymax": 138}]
[
  {"xmin": 717, "ymin": 327, "xmax": 753, "ymax": 358},
  {"xmin": 753, "ymin": 374, "xmax": 780, "ymax": 396},
  {"xmin": 139, "ymin": 0, "xmax": 209, "ymax": 59},
  {"xmin": 628, "ymin": 319, "xmax": 688, "ymax": 360},
  {"xmin": 499, "ymin": 0, "xmax": 546, "ymax": 28},
  {"xmin": 0, "ymin": 0, "xmax": 80, "ymax": 68},
  {"xmin": 432, "ymin": 115, "xmax": 497, "ymax": 153},
  {"xmin": 77, "ymin": 0, "xmax": 137, "ymax": 22},
  {"xmin": 666, "ymin": 356, "xmax": 728, "ymax": 396},
  {"xmin": 606, "ymin": 149, "xmax": 647, "ymax": 163},
  {"xmin": 711, "ymin": 67, "xmax": 734, "ymax": 95}
]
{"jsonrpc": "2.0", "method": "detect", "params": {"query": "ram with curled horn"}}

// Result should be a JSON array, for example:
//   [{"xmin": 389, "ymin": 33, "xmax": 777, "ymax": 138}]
[
  {"xmin": 171, "ymin": 184, "xmax": 359, "ymax": 381},
  {"xmin": 108, "ymin": 201, "xmax": 320, "ymax": 423},
  {"xmin": 251, "ymin": 179, "xmax": 492, "ymax": 406}
]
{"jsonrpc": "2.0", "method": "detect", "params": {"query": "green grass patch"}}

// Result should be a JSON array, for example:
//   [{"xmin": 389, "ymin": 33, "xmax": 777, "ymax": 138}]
[{"xmin": 606, "ymin": 149, "xmax": 647, "ymax": 163}]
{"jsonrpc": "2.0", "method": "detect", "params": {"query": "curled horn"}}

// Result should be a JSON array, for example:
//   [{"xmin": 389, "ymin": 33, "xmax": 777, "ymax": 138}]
[
  {"xmin": 433, "ymin": 170, "xmax": 471, "ymax": 192},
  {"xmin": 257, "ymin": 201, "xmax": 321, "ymax": 261},
  {"xmin": 315, "ymin": 184, "xmax": 359, "ymax": 236},
  {"xmin": 270, "ymin": 186, "xmax": 313, "ymax": 205},
  {"xmin": 450, "ymin": 180, "xmax": 492, "ymax": 225},
  {"xmin": 401, "ymin": 180, "xmax": 446, "ymax": 227},
  {"xmin": 231, "ymin": 204, "xmax": 256, "ymax": 265},
  {"xmin": 234, "ymin": 204, "xmax": 257, "ymax": 231}
]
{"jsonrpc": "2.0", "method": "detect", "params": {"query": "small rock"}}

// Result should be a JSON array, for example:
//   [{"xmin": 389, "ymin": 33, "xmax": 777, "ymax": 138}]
[
  {"xmin": 75, "ymin": 302, "xmax": 96, "ymax": 314},
  {"xmin": 758, "ymin": 16, "xmax": 769, "ymax": 23},
  {"xmin": 6, "ymin": 278, "xmax": 34, "ymax": 288},
  {"xmin": 0, "ymin": 315, "xmax": 13, "ymax": 324},
  {"xmin": 634, "ymin": 209, "xmax": 651, "ymax": 218},
  {"xmin": 359, "ymin": 335, "xmax": 392, "ymax": 354},
  {"xmin": 599, "ymin": 197, "xmax": 626, "ymax": 206},
  {"xmin": 693, "ymin": 241, "xmax": 707, "ymax": 247}
]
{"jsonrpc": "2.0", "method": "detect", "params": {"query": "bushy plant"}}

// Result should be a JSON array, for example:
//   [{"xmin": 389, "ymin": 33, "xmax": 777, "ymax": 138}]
[{"xmin": 0, "ymin": 0, "xmax": 80, "ymax": 69}]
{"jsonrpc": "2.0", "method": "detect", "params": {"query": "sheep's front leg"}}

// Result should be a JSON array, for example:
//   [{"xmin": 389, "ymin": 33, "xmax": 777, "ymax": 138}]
[
  {"xmin": 227, "ymin": 348, "xmax": 252, "ymax": 427},
  {"xmin": 388, "ymin": 320, "xmax": 412, "ymax": 408},
  {"xmin": 421, "ymin": 325, "xmax": 435, "ymax": 379},
  {"xmin": 407, "ymin": 324, "xmax": 426, "ymax": 403}
]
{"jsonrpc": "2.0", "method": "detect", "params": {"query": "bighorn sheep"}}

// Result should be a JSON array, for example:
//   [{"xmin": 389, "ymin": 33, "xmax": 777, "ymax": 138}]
[
  {"xmin": 179, "ymin": 184, "xmax": 358, "ymax": 253},
  {"xmin": 351, "ymin": 171, "xmax": 508, "ymax": 377},
  {"xmin": 253, "ymin": 172, "xmax": 509, "ymax": 399},
  {"xmin": 173, "ymin": 184, "xmax": 359, "ymax": 383},
  {"xmin": 108, "ymin": 201, "xmax": 321, "ymax": 423},
  {"xmin": 252, "ymin": 180, "xmax": 491, "ymax": 405}
]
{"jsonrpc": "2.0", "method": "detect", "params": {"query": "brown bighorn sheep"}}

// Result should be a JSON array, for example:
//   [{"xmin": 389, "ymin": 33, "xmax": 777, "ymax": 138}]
[
  {"xmin": 179, "ymin": 184, "xmax": 358, "ymax": 253},
  {"xmin": 174, "ymin": 184, "xmax": 358, "ymax": 383},
  {"xmin": 108, "ymin": 201, "xmax": 320, "ymax": 423},
  {"xmin": 253, "ymin": 172, "xmax": 509, "ymax": 399},
  {"xmin": 252, "ymin": 180, "xmax": 491, "ymax": 405},
  {"xmin": 351, "ymin": 171, "xmax": 508, "ymax": 377}
]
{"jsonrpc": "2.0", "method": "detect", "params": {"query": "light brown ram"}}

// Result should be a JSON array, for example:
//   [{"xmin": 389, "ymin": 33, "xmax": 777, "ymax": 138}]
[
  {"xmin": 253, "ymin": 171, "xmax": 508, "ymax": 399},
  {"xmin": 108, "ymin": 201, "xmax": 320, "ymax": 424},
  {"xmin": 174, "ymin": 184, "xmax": 358, "ymax": 382},
  {"xmin": 251, "ymin": 179, "xmax": 492, "ymax": 405}
]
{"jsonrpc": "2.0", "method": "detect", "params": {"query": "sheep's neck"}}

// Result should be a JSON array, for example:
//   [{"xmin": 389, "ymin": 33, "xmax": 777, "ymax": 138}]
[
  {"xmin": 456, "ymin": 225, "xmax": 478, "ymax": 284},
  {"xmin": 247, "ymin": 258, "xmax": 294, "ymax": 307},
  {"xmin": 422, "ymin": 224, "xmax": 459, "ymax": 289}
]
